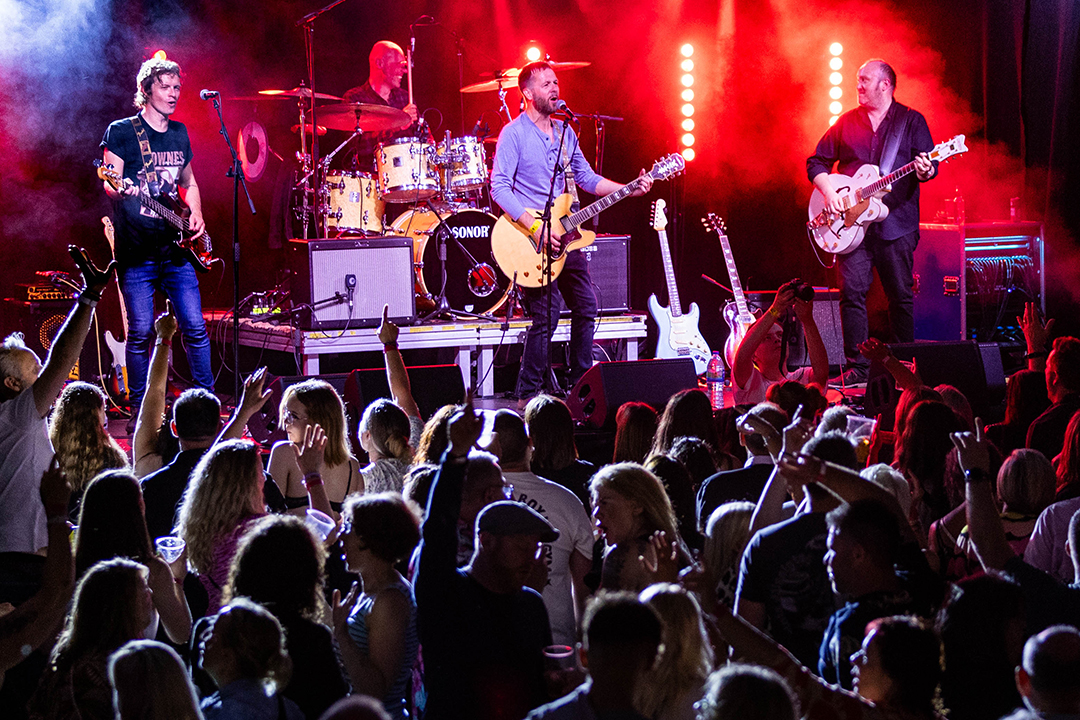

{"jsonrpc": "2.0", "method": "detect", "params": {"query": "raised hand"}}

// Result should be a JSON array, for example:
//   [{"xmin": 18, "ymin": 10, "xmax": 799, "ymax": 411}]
[
  {"xmin": 950, "ymin": 418, "xmax": 991, "ymax": 475},
  {"xmin": 39, "ymin": 457, "xmax": 72, "ymax": 513},
  {"xmin": 781, "ymin": 404, "xmax": 815, "ymax": 458},
  {"xmin": 293, "ymin": 423, "xmax": 328, "ymax": 476},
  {"xmin": 377, "ymin": 304, "xmax": 400, "ymax": 346},
  {"xmin": 857, "ymin": 337, "xmax": 892, "ymax": 364},
  {"xmin": 737, "ymin": 412, "xmax": 782, "ymax": 460},
  {"xmin": 239, "ymin": 367, "xmax": 272, "ymax": 416},
  {"xmin": 155, "ymin": 300, "xmax": 178, "ymax": 340},
  {"xmin": 638, "ymin": 530, "xmax": 679, "ymax": 582},
  {"xmin": 332, "ymin": 582, "xmax": 362, "ymax": 635},
  {"xmin": 68, "ymin": 245, "xmax": 116, "ymax": 296},
  {"xmin": 448, "ymin": 392, "xmax": 483, "ymax": 458},
  {"xmin": 1018, "ymin": 301, "xmax": 1054, "ymax": 353}
]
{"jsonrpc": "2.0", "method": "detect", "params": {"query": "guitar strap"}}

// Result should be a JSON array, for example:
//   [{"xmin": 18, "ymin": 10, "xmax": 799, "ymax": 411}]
[
  {"xmin": 559, "ymin": 125, "xmax": 580, "ymax": 211},
  {"xmin": 877, "ymin": 106, "xmax": 910, "ymax": 176},
  {"xmin": 129, "ymin": 115, "xmax": 161, "ymax": 188}
]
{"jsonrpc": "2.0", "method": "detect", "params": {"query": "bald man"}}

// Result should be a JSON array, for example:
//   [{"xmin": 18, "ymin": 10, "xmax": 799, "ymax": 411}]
[
  {"xmin": 807, "ymin": 59, "xmax": 937, "ymax": 385},
  {"xmin": 1007, "ymin": 625, "xmax": 1080, "ymax": 719},
  {"xmin": 343, "ymin": 41, "xmax": 424, "ymax": 172}
]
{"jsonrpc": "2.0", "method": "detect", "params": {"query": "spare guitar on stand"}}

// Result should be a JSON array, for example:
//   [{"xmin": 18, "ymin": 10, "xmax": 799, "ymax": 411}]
[
  {"xmin": 702, "ymin": 214, "xmax": 756, "ymax": 371},
  {"xmin": 648, "ymin": 199, "xmax": 710, "ymax": 374}
]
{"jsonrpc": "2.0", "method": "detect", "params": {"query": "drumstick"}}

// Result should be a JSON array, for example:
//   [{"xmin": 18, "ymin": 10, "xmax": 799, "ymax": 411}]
[{"xmin": 407, "ymin": 43, "xmax": 415, "ymax": 108}]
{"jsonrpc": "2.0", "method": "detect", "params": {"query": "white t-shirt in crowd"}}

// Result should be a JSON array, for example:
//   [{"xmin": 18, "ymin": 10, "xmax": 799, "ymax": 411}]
[{"xmin": 0, "ymin": 389, "xmax": 53, "ymax": 553}]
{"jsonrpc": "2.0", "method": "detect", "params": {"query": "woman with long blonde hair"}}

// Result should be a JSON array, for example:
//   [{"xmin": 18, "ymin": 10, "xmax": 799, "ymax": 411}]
[
  {"xmin": 109, "ymin": 640, "xmax": 204, "ymax": 720},
  {"xmin": 268, "ymin": 379, "xmax": 358, "ymax": 518},
  {"xmin": 176, "ymin": 439, "xmax": 266, "ymax": 612},
  {"xmin": 638, "ymin": 583, "xmax": 715, "ymax": 720},
  {"xmin": 49, "ymin": 381, "xmax": 128, "ymax": 518},
  {"xmin": 590, "ymin": 463, "xmax": 689, "ymax": 592}
]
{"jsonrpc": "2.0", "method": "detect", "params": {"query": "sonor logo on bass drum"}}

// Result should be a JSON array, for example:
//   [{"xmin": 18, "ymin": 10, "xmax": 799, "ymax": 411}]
[{"xmin": 450, "ymin": 225, "xmax": 491, "ymax": 239}]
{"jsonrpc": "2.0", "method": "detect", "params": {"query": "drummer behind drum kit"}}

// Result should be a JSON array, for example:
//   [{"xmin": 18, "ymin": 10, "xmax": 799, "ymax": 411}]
[{"xmin": 241, "ymin": 59, "xmax": 594, "ymax": 319}]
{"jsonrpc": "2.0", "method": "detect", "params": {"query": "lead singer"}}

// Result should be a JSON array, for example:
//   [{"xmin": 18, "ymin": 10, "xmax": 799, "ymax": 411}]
[{"xmin": 490, "ymin": 61, "xmax": 652, "ymax": 408}]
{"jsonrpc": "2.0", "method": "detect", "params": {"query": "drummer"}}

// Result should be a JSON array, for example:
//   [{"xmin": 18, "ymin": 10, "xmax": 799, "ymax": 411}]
[{"xmin": 343, "ymin": 41, "xmax": 430, "ymax": 174}]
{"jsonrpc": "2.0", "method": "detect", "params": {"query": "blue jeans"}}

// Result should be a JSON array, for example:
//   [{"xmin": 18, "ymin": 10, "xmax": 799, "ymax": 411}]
[
  {"xmin": 838, "ymin": 228, "xmax": 919, "ymax": 367},
  {"xmin": 120, "ymin": 258, "xmax": 214, "ymax": 407},
  {"xmin": 516, "ymin": 249, "xmax": 597, "ymax": 397}
]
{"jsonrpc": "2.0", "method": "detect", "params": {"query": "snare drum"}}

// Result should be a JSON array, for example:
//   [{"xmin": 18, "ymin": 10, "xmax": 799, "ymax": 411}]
[
  {"xmin": 376, "ymin": 138, "xmax": 439, "ymax": 202},
  {"xmin": 440, "ymin": 136, "xmax": 488, "ymax": 190},
  {"xmin": 324, "ymin": 172, "xmax": 383, "ymax": 234},
  {"xmin": 390, "ymin": 207, "xmax": 509, "ymax": 314}
]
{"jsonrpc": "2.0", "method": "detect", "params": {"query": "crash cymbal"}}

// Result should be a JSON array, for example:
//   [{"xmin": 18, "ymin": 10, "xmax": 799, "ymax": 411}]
[
  {"xmin": 317, "ymin": 103, "xmax": 411, "ymax": 132},
  {"xmin": 547, "ymin": 60, "xmax": 591, "ymax": 71},
  {"xmin": 233, "ymin": 87, "xmax": 342, "ymax": 101},
  {"xmin": 461, "ymin": 69, "xmax": 521, "ymax": 94},
  {"xmin": 291, "ymin": 123, "xmax": 328, "ymax": 136}
]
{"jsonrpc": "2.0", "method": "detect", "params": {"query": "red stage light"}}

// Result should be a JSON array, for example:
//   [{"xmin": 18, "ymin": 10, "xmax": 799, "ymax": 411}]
[
  {"xmin": 681, "ymin": 89, "xmax": 694, "ymax": 102},
  {"xmin": 525, "ymin": 45, "xmax": 542, "ymax": 62},
  {"xmin": 153, "ymin": 50, "xmax": 167, "ymax": 60},
  {"xmin": 681, "ymin": 103, "xmax": 695, "ymax": 117},
  {"xmin": 681, "ymin": 118, "xmax": 695, "ymax": 131},
  {"xmin": 829, "ymin": 57, "xmax": 843, "ymax": 71},
  {"xmin": 681, "ymin": 43, "xmax": 694, "ymax": 58},
  {"xmin": 829, "ymin": 42, "xmax": 843, "ymax": 56},
  {"xmin": 682, "ymin": 133, "xmax": 695, "ymax": 147},
  {"xmin": 681, "ymin": 148, "xmax": 695, "ymax": 161},
  {"xmin": 829, "ymin": 86, "xmax": 843, "ymax": 100}
]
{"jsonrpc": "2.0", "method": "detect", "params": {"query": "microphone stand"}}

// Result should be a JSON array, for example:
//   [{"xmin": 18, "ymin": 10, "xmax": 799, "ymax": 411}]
[
  {"xmin": 537, "ymin": 115, "xmax": 572, "ymax": 394},
  {"xmin": 419, "ymin": 201, "xmax": 493, "ymax": 323},
  {"xmin": 208, "ymin": 95, "xmax": 257, "ymax": 402}
]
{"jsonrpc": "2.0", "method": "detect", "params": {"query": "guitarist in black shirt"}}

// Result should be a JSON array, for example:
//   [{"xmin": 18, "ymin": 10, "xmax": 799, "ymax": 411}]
[{"xmin": 101, "ymin": 57, "xmax": 214, "ymax": 423}]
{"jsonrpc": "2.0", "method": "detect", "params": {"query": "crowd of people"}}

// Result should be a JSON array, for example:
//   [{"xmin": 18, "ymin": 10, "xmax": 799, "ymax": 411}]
[{"xmin": 3, "ymin": 254, "xmax": 1080, "ymax": 720}]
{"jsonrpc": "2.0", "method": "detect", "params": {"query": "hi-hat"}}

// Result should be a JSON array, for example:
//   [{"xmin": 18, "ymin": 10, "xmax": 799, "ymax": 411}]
[
  {"xmin": 233, "ymin": 87, "xmax": 342, "ymax": 101},
  {"xmin": 317, "ymin": 103, "xmax": 411, "ymax": 132}
]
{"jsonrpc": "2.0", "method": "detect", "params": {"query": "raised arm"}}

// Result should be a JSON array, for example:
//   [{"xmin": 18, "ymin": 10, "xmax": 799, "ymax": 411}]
[
  {"xmin": 1018, "ymin": 302, "xmax": 1054, "ymax": 373},
  {"xmin": 857, "ymin": 338, "xmax": 921, "ymax": 392},
  {"xmin": 953, "ymin": 419, "xmax": 1014, "ymax": 571},
  {"xmin": 733, "ymin": 284, "xmax": 796, "ymax": 390},
  {"xmin": 794, "ymin": 297, "xmax": 829, "ymax": 388},
  {"xmin": 133, "ymin": 302, "xmax": 177, "ymax": 476},
  {"xmin": 378, "ymin": 305, "xmax": 420, "ymax": 420},
  {"xmin": 218, "ymin": 367, "xmax": 272, "ymax": 443},
  {"xmin": 293, "ymin": 423, "xmax": 335, "ymax": 520},
  {"xmin": 746, "ymin": 407, "xmax": 813, "ymax": 537},
  {"xmin": 33, "ymin": 247, "xmax": 116, "ymax": 418}
]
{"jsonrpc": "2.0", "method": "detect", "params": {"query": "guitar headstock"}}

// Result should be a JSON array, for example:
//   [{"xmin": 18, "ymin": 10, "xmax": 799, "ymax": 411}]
[
  {"xmin": 94, "ymin": 159, "xmax": 125, "ymax": 191},
  {"xmin": 650, "ymin": 154, "xmax": 687, "ymax": 181},
  {"xmin": 652, "ymin": 199, "xmax": 668, "ymax": 232},
  {"xmin": 929, "ymin": 134, "xmax": 969, "ymax": 163},
  {"xmin": 101, "ymin": 216, "xmax": 115, "ymax": 245},
  {"xmin": 701, "ymin": 213, "xmax": 727, "ymax": 236}
]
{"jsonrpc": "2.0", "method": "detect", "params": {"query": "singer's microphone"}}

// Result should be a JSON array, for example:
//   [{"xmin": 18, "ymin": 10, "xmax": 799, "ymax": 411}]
[
  {"xmin": 199, "ymin": 89, "xmax": 220, "ymax": 100},
  {"xmin": 555, "ymin": 99, "xmax": 576, "ymax": 119}
]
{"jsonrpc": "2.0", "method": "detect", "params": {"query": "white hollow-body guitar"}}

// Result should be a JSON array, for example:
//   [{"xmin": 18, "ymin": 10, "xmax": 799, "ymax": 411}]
[
  {"xmin": 648, "ymin": 199, "xmax": 711, "ymax": 374},
  {"xmin": 807, "ymin": 134, "xmax": 969, "ymax": 254}
]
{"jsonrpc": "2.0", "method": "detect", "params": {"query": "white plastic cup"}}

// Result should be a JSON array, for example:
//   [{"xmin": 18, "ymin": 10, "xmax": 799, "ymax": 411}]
[
  {"xmin": 305, "ymin": 509, "xmax": 336, "ymax": 541},
  {"xmin": 155, "ymin": 536, "xmax": 186, "ymax": 564}
]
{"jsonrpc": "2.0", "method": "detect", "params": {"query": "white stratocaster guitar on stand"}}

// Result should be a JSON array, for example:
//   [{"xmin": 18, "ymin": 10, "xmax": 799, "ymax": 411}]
[
  {"xmin": 807, "ymin": 134, "xmax": 969, "ymax": 254},
  {"xmin": 702, "ymin": 214, "xmax": 756, "ymax": 370},
  {"xmin": 648, "ymin": 199, "xmax": 711, "ymax": 374}
]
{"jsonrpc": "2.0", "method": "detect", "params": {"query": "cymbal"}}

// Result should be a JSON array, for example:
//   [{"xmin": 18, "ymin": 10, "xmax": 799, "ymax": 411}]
[
  {"xmin": 233, "ymin": 87, "xmax": 342, "ymax": 101},
  {"xmin": 317, "ymin": 103, "xmax": 411, "ymax": 132},
  {"xmin": 291, "ymin": 124, "xmax": 328, "ymax": 136},
  {"xmin": 548, "ymin": 61, "xmax": 591, "ymax": 71},
  {"xmin": 461, "ymin": 69, "xmax": 520, "ymax": 94}
]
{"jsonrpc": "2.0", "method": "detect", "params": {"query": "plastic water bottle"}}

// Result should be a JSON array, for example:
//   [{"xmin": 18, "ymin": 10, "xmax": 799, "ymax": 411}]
[{"xmin": 706, "ymin": 351, "xmax": 725, "ymax": 410}]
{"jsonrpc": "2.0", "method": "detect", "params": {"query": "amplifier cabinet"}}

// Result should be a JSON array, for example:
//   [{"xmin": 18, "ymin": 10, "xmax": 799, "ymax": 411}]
[
  {"xmin": 576, "ymin": 234, "xmax": 630, "ymax": 314},
  {"xmin": 289, "ymin": 237, "xmax": 416, "ymax": 330}
]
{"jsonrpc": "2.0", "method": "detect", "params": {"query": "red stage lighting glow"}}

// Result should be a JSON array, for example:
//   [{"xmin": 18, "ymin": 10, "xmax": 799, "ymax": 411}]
[
  {"xmin": 829, "ymin": 42, "xmax": 843, "ymax": 56},
  {"xmin": 153, "ymin": 50, "xmax": 167, "ymax": 60},
  {"xmin": 682, "ymin": 133, "xmax": 695, "ymax": 147},
  {"xmin": 680, "ymin": 43, "xmax": 694, "ymax": 58},
  {"xmin": 681, "ymin": 103, "xmax": 694, "ymax": 117},
  {"xmin": 525, "ymin": 45, "xmax": 542, "ymax": 62},
  {"xmin": 681, "ymin": 148, "xmax": 695, "ymax": 161},
  {"xmin": 829, "ymin": 57, "xmax": 843, "ymax": 71},
  {"xmin": 681, "ymin": 59, "xmax": 694, "ymax": 72},
  {"xmin": 829, "ymin": 86, "xmax": 843, "ymax": 100},
  {"xmin": 681, "ymin": 89, "xmax": 694, "ymax": 102},
  {"xmin": 830, "ymin": 71, "xmax": 843, "ymax": 85},
  {"xmin": 682, "ymin": 118, "xmax": 695, "ymax": 131}
]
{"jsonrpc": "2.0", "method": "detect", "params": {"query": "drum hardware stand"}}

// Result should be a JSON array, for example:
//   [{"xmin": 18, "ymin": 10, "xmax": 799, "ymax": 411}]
[
  {"xmin": 310, "ymin": 128, "xmax": 363, "ymax": 234},
  {"xmin": 418, "ymin": 201, "xmax": 498, "ymax": 324},
  {"xmin": 577, "ymin": 112, "xmax": 623, "ymax": 232}
]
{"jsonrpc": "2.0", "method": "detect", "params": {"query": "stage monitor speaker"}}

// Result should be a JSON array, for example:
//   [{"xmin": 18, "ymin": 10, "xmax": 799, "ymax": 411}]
[
  {"xmin": 746, "ymin": 289, "xmax": 846, "ymax": 369},
  {"xmin": 577, "ymin": 234, "xmax": 630, "ymax": 314},
  {"xmin": 863, "ymin": 340, "xmax": 1006, "ymax": 426},
  {"xmin": 345, "ymin": 364, "xmax": 466, "ymax": 423},
  {"xmin": 289, "ymin": 237, "xmax": 415, "ymax": 330},
  {"xmin": 567, "ymin": 358, "xmax": 698, "ymax": 430}
]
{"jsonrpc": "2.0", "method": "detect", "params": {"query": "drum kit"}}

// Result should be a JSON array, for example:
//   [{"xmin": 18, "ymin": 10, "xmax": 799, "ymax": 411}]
[{"xmin": 240, "ymin": 58, "xmax": 591, "ymax": 318}]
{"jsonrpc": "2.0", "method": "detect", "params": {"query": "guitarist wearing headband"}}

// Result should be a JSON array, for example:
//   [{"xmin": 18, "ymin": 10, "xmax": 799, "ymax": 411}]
[
  {"xmin": 807, "ymin": 59, "xmax": 937, "ymax": 385},
  {"xmin": 490, "ymin": 61, "xmax": 653, "ymax": 406},
  {"xmin": 100, "ymin": 57, "xmax": 214, "ymax": 424}
]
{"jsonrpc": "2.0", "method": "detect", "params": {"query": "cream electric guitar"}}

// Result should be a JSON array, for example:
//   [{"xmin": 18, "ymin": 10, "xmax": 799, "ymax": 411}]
[
  {"xmin": 101, "ymin": 217, "xmax": 129, "ymax": 401},
  {"xmin": 807, "ymin": 134, "xmax": 969, "ymax": 254},
  {"xmin": 702, "ymin": 214, "xmax": 756, "ymax": 370},
  {"xmin": 647, "ymin": 200, "xmax": 710, "ymax": 374},
  {"xmin": 491, "ymin": 153, "xmax": 685, "ymax": 287}
]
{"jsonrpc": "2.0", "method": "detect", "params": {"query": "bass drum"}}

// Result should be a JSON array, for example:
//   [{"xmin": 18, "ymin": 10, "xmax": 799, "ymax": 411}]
[{"xmin": 390, "ymin": 208, "xmax": 509, "ymax": 315}]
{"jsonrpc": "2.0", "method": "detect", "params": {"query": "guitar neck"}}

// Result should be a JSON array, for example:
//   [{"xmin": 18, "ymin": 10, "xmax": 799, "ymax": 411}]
[
  {"xmin": 716, "ymin": 230, "xmax": 751, "ymax": 319},
  {"xmin": 138, "ymin": 190, "xmax": 187, "ymax": 232},
  {"xmin": 862, "ymin": 158, "xmax": 921, "ymax": 198},
  {"xmin": 657, "ymin": 228, "xmax": 682, "ymax": 317},
  {"xmin": 565, "ymin": 175, "xmax": 646, "ymax": 229}
]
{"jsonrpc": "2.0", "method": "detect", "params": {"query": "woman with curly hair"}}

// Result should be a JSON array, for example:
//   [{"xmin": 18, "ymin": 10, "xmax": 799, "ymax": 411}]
[
  {"xmin": 413, "ymin": 404, "xmax": 462, "ymax": 466},
  {"xmin": 897, "ymin": 400, "xmax": 963, "ymax": 535},
  {"xmin": 176, "ymin": 439, "xmax": 267, "ymax": 612},
  {"xmin": 359, "ymin": 399, "xmax": 415, "ymax": 495},
  {"xmin": 268, "ymin": 379, "xmax": 359, "ymax": 518},
  {"xmin": 48, "ymin": 381, "xmax": 128, "ymax": 518},
  {"xmin": 198, "ymin": 598, "xmax": 304, "ymax": 720},
  {"xmin": 590, "ymin": 463, "xmax": 690, "ymax": 592},
  {"xmin": 74, "ymin": 471, "xmax": 191, "ymax": 643},
  {"xmin": 29, "ymin": 558, "xmax": 155, "ymax": 720},
  {"xmin": 334, "ymin": 492, "xmax": 421, "ymax": 719},
  {"xmin": 638, "ymin": 583, "xmax": 714, "ymax": 720},
  {"xmin": 109, "ymin": 640, "xmax": 204, "ymax": 720},
  {"xmin": 223, "ymin": 515, "xmax": 348, "ymax": 719}
]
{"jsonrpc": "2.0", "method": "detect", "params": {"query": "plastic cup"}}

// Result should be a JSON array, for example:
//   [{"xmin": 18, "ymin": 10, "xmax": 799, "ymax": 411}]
[
  {"xmin": 305, "ymin": 509, "xmax": 336, "ymax": 541},
  {"xmin": 155, "ymin": 536, "xmax": 186, "ymax": 564},
  {"xmin": 846, "ymin": 414, "xmax": 877, "ymax": 441}
]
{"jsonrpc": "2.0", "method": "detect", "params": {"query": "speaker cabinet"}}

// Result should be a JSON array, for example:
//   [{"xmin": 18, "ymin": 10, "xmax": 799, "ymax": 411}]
[
  {"xmin": 746, "ymin": 289, "xmax": 846, "ymax": 369},
  {"xmin": 578, "ymin": 234, "xmax": 629, "ymax": 314},
  {"xmin": 289, "ymin": 237, "xmax": 415, "ymax": 330},
  {"xmin": 344, "ymin": 365, "xmax": 466, "ymax": 423},
  {"xmin": 567, "ymin": 358, "xmax": 698, "ymax": 430},
  {"xmin": 2, "ymin": 299, "xmax": 98, "ymax": 381}
]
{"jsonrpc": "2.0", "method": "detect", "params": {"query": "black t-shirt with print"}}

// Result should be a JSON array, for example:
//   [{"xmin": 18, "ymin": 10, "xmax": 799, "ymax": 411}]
[{"xmin": 100, "ymin": 116, "xmax": 193, "ymax": 266}]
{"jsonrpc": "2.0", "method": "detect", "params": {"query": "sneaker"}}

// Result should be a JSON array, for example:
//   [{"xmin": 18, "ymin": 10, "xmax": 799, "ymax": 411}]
[{"xmin": 829, "ymin": 365, "xmax": 869, "ymax": 386}]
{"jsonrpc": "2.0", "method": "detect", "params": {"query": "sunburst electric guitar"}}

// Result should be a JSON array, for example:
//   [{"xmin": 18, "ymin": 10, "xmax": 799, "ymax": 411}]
[
  {"xmin": 807, "ymin": 134, "xmax": 969, "ymax": 254},
  {"xmin": 648, "ymin": 200, "xmax": 710, "ymax": 374},
  {"xmin": 491, "ymin": 153, "xmax": 685, "ymax": 287},
  {"xmin": 702, "ymin": 214, "xmax": 756, "ymax": 371},
  {"xmin": 95, "ymin": 161, "xmax": 214, "ymax": 273}
]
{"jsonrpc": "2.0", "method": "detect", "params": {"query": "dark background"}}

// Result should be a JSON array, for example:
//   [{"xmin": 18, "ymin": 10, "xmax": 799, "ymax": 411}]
[{"xmin": 1, "ymin": 0, "xmax": 1077, "ymax": 375}]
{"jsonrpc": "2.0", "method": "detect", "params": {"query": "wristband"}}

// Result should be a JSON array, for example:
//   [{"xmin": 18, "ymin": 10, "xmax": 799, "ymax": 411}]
[
  {"xmin": 156, "ymin": 337, "xmax": 172, "ymax": 348},
  {"xmin": 767, "ymin": 307, "xmax": 781, "ymax": 319},
  {"xmin": 1024, "ymin": 350, "xmax": 1048, "ymax": 360},
  {"xmin": 964, "ymin": 467, "xmax": 990, "ymax": 484},
  {"xmin": 529, "ymin": 220, "xmax": 542, "ymax": 235},
  {"xmin": 383, "ymin": 341, "xmax": 398, "ymax": 352},
  {"xmin": 78, "ymin": 294, "xmax": 98, "ymax": 308},
  {"xmin": 302, "ymin": 471, "xmax": 324, "ymax": 489}
]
